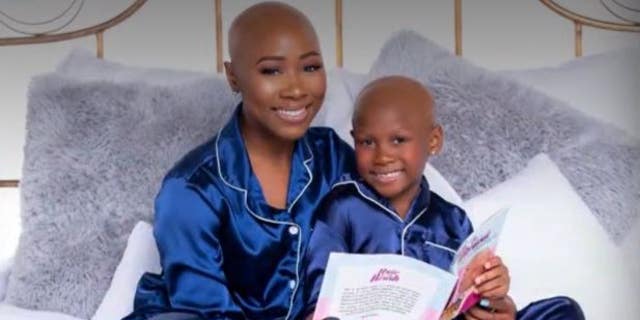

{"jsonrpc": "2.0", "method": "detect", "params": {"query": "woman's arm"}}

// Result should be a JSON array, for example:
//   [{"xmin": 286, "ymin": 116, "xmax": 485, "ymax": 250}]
[{"xmin": 130, "ymin": 177, "xmax": 245, "ymax": 319}]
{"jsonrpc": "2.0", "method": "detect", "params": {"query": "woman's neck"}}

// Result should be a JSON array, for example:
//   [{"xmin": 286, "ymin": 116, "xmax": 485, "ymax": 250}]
[
  {"xmin": 239, "ymin": 116, "xmax": 295, "ymax": 209},
  {"xmin": 240, "ymin": 119, "xmax": 295, "ymax": 162}
]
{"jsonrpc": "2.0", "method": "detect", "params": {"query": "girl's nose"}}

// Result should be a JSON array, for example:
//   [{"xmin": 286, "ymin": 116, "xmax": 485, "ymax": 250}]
[{"xmin": 373, "ymin": 145, "xmax": 394, "ymax": 164}]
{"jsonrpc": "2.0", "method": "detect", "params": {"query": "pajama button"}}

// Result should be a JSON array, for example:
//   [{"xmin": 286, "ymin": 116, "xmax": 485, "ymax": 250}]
[
  {"xmin": 289, "ymin": 280, "xmax": 296, "ymax": 289},
  {"xmin": 288, "ymin": 225, "xmax": 299, "ymax": 235}
]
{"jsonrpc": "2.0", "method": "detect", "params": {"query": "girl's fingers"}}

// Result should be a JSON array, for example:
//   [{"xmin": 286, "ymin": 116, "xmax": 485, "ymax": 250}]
[
  {"xmin": 474, "ymin": 265, "xmax": 509, "ymax": 287},
  {"xmin": 482, "ymin": 255, "xmax": 502, "ymax": 270},
  {"xmin": 479, "ymin": 285, "xmax": 509, "ymax": 299},
  {"xmin": 465, "ymin": 306, "xmax": 494, "ymax": 320}
]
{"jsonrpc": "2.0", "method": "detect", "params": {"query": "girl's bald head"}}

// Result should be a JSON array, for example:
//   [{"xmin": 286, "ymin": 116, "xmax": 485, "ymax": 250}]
[{"xmin": 353, "ymin": 75, "xmax": 437, "ymax": 129}]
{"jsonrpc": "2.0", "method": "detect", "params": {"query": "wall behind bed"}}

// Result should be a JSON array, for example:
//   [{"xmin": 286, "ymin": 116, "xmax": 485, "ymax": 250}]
[{"xmin": 1, "ymin": 0, "xmax": 638, "ymax": 180}]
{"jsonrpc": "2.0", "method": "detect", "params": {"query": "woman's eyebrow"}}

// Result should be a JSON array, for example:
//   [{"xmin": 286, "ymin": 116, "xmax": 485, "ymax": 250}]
[
  {"xmin": 256, "ymin": 56, "xmax": 285, "ymax": 64},
  {"xmin": 255, "ymin": 51, "xmax": 320, "ymax": 64},
  {"xmin": 300, "ymin": 51, "xmax": 320, "ymax": 59}
]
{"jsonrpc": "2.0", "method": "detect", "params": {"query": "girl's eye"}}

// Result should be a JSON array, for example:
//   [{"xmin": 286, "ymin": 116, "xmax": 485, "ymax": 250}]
[
  {"xmin": 260, "ymin": 67, "xmax": 281, "ymax": 75},
  {"xmin": 392, "ymin": 136, "xmax": 407, "ymax": 144},
  {"xmin": 303, "ymin": 64, "xmax": 323, "ymax": 72},
  {"xmin": 358, "ymin": 139, "xmax": 374, "ymax": 147}
]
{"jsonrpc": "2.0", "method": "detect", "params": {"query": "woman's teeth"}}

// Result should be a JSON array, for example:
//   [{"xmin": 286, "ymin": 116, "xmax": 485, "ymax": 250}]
[{"xmin": 276, "ymin": 107, "xmax": 307, "ymax": 121}]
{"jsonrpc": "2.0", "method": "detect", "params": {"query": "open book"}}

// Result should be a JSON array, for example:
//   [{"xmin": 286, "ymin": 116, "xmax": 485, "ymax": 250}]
[{"xmin": 312, "ymin": 208, "xmax": 508, "ymax": 320}]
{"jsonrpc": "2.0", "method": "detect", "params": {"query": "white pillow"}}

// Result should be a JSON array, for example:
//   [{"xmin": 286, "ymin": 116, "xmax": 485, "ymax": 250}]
[
  {"xmin": 620, "ymin": 217, "xmax": 640, "ymax": 300},
  {"xmin": 0, "ymin": 188, "xmax": 20, "ymax": 302},
  {"xmin": 92, "ymin": 221, "xmax": 160, "ymax": 320},
  {"xmin": 461, "ymin": 154, "xmax": 638, "ymax": 319},
  {"xmin": 500, "ymin": 46, "xmax": 640, "ymax": 139},
  {"xmin": 314, "ymin": 68, "xmax": 367, "ymax": 145},
  {"xmin": 424, "ymin": 163, "xmax": 462, "ymax": 206}
]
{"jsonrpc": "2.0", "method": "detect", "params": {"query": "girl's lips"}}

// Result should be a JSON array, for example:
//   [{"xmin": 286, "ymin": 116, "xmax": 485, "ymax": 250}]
[{"xmin": 370, "ymin": 169, "xmax": 403, "ymax": 183}]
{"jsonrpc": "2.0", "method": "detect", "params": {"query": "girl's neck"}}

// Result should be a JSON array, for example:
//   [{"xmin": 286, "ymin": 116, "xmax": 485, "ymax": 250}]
[{"xmin": 390, "ymin": 184, "xmax": 420, "ymax": 220}]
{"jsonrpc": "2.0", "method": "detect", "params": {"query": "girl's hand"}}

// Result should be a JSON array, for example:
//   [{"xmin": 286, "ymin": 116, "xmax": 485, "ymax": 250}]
[
  {"xmin": 473, "ymin": 254, "xmax": 510, "ymax": 299},
  {"xmin": 464, "ymin": 296, "xmax": 517, "ymax": 320}
]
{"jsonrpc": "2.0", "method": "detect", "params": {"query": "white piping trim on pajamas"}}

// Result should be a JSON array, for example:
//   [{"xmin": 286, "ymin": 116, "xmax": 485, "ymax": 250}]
[
  {"xmin": 331, "ymin": 180, "xmax": 457, "ymax": 256},
  {"xmin": 215, "ymin": 131, "xmax": 309, "ymax": 320}
]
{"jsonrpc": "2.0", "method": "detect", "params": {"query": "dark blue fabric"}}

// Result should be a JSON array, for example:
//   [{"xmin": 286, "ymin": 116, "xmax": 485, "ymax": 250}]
[
  {"xmin": 304, "ymin": 175, "xmax": 584, "ymax": 320},
  {"xmin": 517, "ymin": 296, "xmax": 585, "ymax": 320},
  {"xmin": 303, "ymin": 174, "xmax": 472, "ymax": 313},
  {"xmin": 124, "ymin": 105, "xmax": 354, "ymax": 320}
]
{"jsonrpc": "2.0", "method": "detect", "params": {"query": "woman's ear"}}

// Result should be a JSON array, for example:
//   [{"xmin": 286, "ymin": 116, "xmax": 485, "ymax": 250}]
[
  {"xmin": 428, "ymin": 124, "xmax": 444, "ymax": 156},
  {"xmin": 224, "ymin": 61, "xmax": 239, "ymax": 93}
]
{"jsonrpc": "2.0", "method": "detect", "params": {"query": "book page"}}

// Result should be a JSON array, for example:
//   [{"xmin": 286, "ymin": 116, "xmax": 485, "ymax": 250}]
[
  {"xmin": 313, "ymin": 253, "xmax": 457, "ymax": 320},
  {"xmin": 441, "ymin": 208, "xmax": 509, "ymax": 320}
]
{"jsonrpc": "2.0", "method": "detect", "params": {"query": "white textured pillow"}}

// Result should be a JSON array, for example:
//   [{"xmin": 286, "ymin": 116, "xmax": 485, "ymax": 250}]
[
  {"xmin": 461, "ymin": 154, "xmax": 638, "ymax": 319},
  {"xmin": 92, "ymin": 221, "xmax": 160, "ymax": 320},
  {"xmin": 7, "ymin": 51, "xmax": 235, "ymax": 318},
  {"xmin": 500, "ymin": 46, "xmax": 640, "ymax": 139},
  {"xmin": 0, "ymin": 303, "xmax": 82, "ymax": 320},
  {"xmin": 0, "ymin": 259, "xmax": 11, "ymax": 303},
  {"xmin": 56, "ymin": 48, "xmax": 210, "ymax": 86}
]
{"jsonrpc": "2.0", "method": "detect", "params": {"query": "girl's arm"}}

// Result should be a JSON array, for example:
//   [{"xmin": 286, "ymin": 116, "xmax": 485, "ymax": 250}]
[{"xmin": 302, "ymin": 194, "xmax": 351, "ymax": 318}]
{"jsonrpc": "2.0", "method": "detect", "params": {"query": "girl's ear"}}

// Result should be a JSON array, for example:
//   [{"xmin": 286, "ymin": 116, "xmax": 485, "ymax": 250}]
[
  {"xmin": 428, "ymin": 124, "xmax": 444, "ymax": 156},
  {"xmin": 224, "ymin": 61, "xmax": 240, "ymax": 93}
]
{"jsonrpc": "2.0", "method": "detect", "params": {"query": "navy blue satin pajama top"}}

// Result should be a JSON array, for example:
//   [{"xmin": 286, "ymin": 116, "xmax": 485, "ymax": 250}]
[
  {"xmin": 304, "ymin": 175, "xmax": 472, "ymax": 312},
  {"xmin": 304, "ymin": 175, "xmax": 585, "ymax": 320},
  {"xmin": 125, "ymin": 105, "xmax": 354, "ymax": 320}
]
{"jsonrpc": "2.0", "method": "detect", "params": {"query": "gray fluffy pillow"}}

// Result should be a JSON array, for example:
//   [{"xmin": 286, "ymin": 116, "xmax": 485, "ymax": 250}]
[
  {"xmin": 369, "ymin": 30, "xmax": 639, "ymax": 243},
  {"xmin": 6, "ymin": 68, "xmax": 235, "ymax": 317}
]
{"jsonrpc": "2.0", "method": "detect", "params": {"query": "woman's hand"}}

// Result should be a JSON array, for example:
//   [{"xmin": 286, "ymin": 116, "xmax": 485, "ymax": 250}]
[{"xmin": 464, "ymin": 296, "xmax": 517, "ymax": 320}]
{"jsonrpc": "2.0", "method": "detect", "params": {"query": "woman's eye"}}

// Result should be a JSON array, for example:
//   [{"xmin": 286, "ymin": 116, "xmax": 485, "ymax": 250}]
[
  {"xmin": 303, "ymin": 64, "xmax": 323, "ymax": 72},
  {"xmin": 260, "ymin": 67, "xmax": 281, "ymax": 75}
]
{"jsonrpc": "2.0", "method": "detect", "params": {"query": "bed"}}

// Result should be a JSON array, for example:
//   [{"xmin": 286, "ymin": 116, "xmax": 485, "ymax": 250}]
[{"xmin": 0, "ymin": 1, "xmax": 638, "ymax": 319}]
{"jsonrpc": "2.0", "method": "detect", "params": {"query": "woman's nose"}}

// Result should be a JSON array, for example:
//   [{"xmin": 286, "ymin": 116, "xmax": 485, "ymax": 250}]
[{"xmin": 281, "ymin": 73, "xmax": 307, "ymax": 99}]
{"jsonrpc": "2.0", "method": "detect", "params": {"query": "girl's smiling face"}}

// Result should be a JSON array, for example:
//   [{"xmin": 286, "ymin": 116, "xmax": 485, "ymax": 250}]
[{"xmin": 352, "ymin": 76, "xmax": 442, "ymax": 216}]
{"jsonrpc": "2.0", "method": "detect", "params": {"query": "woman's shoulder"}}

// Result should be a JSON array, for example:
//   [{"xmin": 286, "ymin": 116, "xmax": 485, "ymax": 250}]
[
  {"xmin": 164, "ymin": 135, "xmax": 219, "ymax": 182},
  {"xmin": 320, "ymin": 174, "xmax": 368, "ymax": 210},
  {"xmin": 305, "ymin": 126, "xmax": 352, "ymax": 152}
]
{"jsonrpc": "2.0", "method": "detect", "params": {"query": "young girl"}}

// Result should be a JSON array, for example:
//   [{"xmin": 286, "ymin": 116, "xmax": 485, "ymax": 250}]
[
  {"xmin": 124, "ymin": 2, "xmax": 354, "ymax": 320},
  {"xmin": 304, "ymin": 76, "xmax": 584, "ymax": 320}
]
